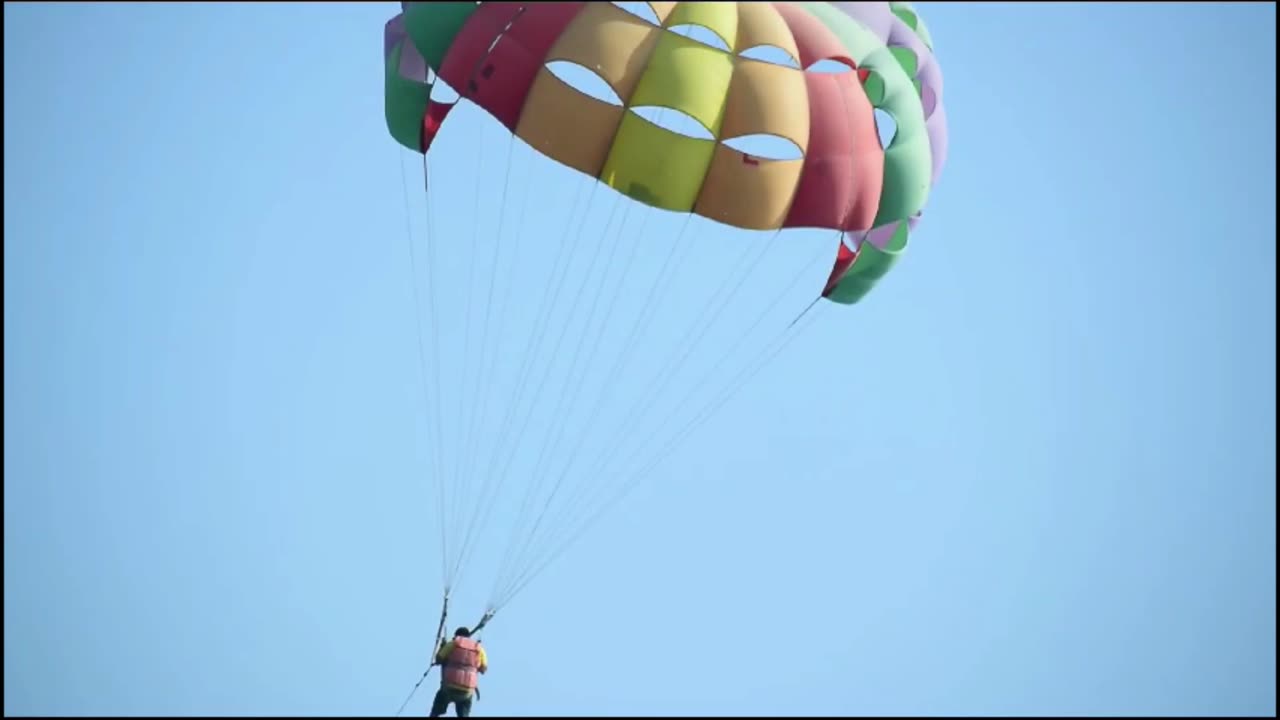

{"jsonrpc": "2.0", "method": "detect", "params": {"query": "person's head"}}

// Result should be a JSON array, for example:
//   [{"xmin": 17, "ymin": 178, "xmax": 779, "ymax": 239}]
[{"xmin": 454, "ymin": 626, "xmax": 472, "ymax": 638}]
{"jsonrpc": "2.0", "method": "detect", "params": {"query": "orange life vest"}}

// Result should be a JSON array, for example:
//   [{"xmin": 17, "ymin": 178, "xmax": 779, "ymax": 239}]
[{"xmin": 442, "ymin": 637, "xmax": 482, "ymax": 690}]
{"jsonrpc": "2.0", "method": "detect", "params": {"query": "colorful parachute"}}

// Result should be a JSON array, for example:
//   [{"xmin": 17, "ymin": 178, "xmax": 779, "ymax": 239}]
[
  {"xmin": 381, "ymin": 1, "xmax": 948, "ymax": 624},
  {"xmin": 386, "ymin": 1, "xmax": 946, "ymax": 305}
]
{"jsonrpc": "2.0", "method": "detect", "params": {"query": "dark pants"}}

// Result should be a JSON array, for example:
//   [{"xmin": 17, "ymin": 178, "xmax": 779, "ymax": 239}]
[{"xmin": 429, "ymin": 686, "xmax": 473, "ymax": 717}]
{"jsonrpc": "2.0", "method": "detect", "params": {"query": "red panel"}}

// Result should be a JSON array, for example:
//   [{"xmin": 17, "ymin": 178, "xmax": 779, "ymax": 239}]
[
  {"xmin": 841, "ymin": 83, "xmax": 884, "ymax": 232},
  {"xmin": 435, "ymin": 3, "xmax": 515, "ymax": 83},
  {"xmin": 770, "ymin": 2, "xmax": 853, "ymax": 69},
  {"xmin": 421, "ymin": 100, "xmax": 455, "ymax": 153},
  {"xmin": 436, "ymin": 2, "xmax": 584, "ymax": 132},
  {"xmin": 783, "ymin": 71, "xmax": 884, "ymax": 231},
  {"xmin": 505, "ymin": 3, "xmax": 582, "ymax": 57},
  {"xmin": 822, "ymin": 240, "xmax": 859, "ymax": 297},
  {"xmin": 771, "ymin": 1, "xmax": 884, "ymax": 231},
  {"xmin": 784, "ymin": 72, "xmax": 856, "ymax": 230}
]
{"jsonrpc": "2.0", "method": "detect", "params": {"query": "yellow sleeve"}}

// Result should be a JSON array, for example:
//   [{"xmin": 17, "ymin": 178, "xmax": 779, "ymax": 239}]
[
  {"xmin": 436, "ymin": 640, "xmax": 454, "ymax": 664},
  {"xmin": 477, "ymin": 645, "xmax": 488, "ymax": 668}
]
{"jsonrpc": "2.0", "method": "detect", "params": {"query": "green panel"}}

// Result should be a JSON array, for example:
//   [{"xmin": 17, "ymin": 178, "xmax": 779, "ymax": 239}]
[
  {"xmin": 861, "ymin": 71, "xmax": 885, "ymax": 106},
  {"xmin": 892, "ymin": 2, "xmax": 934, "ymax": 50},
  {"xmin": 601, "ymin": 111, "xmax": 716, "ymax": 212},
  {"xmin": 889, "ymin": 45, "xmax": 919, "ymax": 79},
  {"xmin": 403, "ymin": 2, "xmax": 477, "ymax": 70},
  {"xmin": 796, "ymin": 2, "xmax": 932, "ymax": 228},
  {"xmin": 385, "ymin": 41, "xmax": 431, "ymax": 152},
  {"xmin": 890, "ymin": 4, "xmax": 918, "ymax": 32},
  {"xmin": 826, "ymin": 223, "xmax": 909, "ymax": 305}
]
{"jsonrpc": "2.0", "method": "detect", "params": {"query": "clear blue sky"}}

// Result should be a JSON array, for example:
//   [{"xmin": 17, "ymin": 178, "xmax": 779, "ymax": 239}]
[{"xmin": 4, "ymin": 2, "xmax": 1275, "ymax": 716}]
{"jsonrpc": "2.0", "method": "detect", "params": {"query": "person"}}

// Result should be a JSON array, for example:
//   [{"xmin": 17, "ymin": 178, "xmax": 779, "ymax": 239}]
[{"xmin": 429, "ymin": 627, "xmax": 488, "ymax": 717}]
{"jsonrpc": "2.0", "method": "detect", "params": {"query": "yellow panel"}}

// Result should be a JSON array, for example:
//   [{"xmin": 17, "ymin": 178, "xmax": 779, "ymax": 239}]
[
  {"xmin": 517, "ymin": 68, "xmax": 626, "ymax": 178},
  {"xmin": 664, "ymin": 1, "xmax": 739, "ymax": 52},
  {"xmin": 720, "ymin": 58, "xmax": 810, "ymax": 153},
  {"xmin": 695, "ymin": 144, "xmax": 804, "ymax": 230},
  {"xmin": 733, "ymin": 2, "xmax": 800, "ymax": 65},
  {"xmin": 629, "ymin": 30, "xmax": 734, "ymax": 136},
  {"xmin": 544, "ymin": 2, "xmax": 664, "ymax": 104},
  {"xmin": 602, "ymin": 111, "xmax": 716, "ymax": 212}
]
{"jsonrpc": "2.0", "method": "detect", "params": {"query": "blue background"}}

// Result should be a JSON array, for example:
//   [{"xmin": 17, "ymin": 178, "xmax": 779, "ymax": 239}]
[{"xmin": 5, "ymin": 2, "xmax": 1275, "ymax": 715}]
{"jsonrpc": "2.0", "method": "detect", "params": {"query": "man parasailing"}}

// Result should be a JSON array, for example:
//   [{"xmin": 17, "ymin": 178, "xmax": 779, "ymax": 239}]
[{"xmin": 429, "ymin": 625, "xmax": 489, "ymax": 718}]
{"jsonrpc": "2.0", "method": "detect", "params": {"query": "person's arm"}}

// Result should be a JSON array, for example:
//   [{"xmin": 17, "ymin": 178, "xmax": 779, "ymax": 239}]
[
  {"xmin": 435, "ymin": 640, "xmax": 453, "ymax": 666},
  {"xmin": 477, "ymin": 646, "xmax": 488, "ymax": 674}
]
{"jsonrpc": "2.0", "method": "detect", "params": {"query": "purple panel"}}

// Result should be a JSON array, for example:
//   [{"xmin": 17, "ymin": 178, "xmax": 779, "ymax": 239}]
[
  {"xmin": 385, "ymin": 14, "xmax": 429, "ymax": 84},
  {"xmin": 833, "ymin": 2, "xmax": 949, "ymax": 183}
]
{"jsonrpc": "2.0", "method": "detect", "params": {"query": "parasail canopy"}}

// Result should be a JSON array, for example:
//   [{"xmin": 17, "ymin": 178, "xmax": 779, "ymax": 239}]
[{"xmin": 378, "ymin": 4, "xmax": 951, "ymax": 653}]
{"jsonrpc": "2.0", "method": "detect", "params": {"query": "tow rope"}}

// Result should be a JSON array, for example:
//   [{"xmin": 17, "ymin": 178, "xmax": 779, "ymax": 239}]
[{"xmin": 395, "ymin": 593, "xmax": 450, "ymax": 717}]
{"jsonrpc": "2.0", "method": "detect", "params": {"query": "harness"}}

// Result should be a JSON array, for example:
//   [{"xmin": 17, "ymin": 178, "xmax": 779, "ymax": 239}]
[{"xmin": 442, "ymin": 637, "xmax": 482, "ymax": 690}]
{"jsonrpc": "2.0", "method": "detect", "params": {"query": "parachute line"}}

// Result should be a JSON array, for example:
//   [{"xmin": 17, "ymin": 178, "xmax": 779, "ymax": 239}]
[
  {"xmin": 450, "ymin": 126, "xmax": 521, "ymax": 589},
  {"xmin": 788, "ymin": 294, "xmax": 822, "ymax": 328},
  {"xmin": 452, "ymin": 6, "xmax": 538, "ymax": 587},
  {"xmin": 490, "ymin": 229, "xmax": 835, "ymax": 608},
  {"xmin": 488, "ymin": 211, "xmax": 727, "ymax": 594},
  {"xmin": 493, "ymin": 301, "xmax": 829, "ymax": 609},
  {"xmin": 492, "ymin": 204, "xmax": 692, "ymax": 596},
  {"xmin": 488, "ymin": 190, "xmax": 631, "ymax": 589},
  {"xmin": 506, "ymin": 211, "xmax": 698, "ymax": 569},
  {"xmin": 399, "ymin": 150, "xmax": 450, "ymax": 590},
  {"xmin": 424, "ymin": 5, "xmax": 535, "ymax": 591},
  {"xmin": 410, "ymin": 119, "xmax": 834, "ymax": 613},
  {"xmin": 468, "ymin": 179, "xmax": 601, "ymax": 573},
  {"xmin": 447, "ymin": 111, "xmax": 487, "ymax": 586}
]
